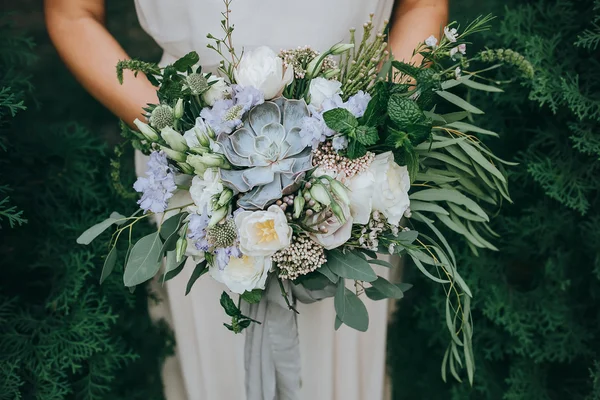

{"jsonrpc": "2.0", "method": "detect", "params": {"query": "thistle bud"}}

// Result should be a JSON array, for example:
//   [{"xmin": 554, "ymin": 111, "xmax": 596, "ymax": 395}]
[
  {"xmin": 293, "ymin": 190, "xmax": 305, "ymax": 219},
  {"xmin": 310, "ymin": 184, "xmax": 331, "ymax": 206},
  {"xmin": 330, "ymin": 201, "xmax": 347, "ymax": 224},
  {"xmin": 329, "ymin": 43, "xmax": 354, "ymax": 55},
  {"xmin": 160, "ymin": 145, "xmax": 187, "ymax": 162},
  {"xmin": 174, "ymin": 98, "xmax": 185, "ymax": 119},
  {"xmin": 209, "ymin": 206, "xmax": 228, "ymax": 227},
  {"xmin": 133, "ymin": 118, "xmax": 159, "ymax": 141},
  {"xmin": 161, "ymin": 126, "xmax": 189, "ymax": 152},
  {"xmin": 217, "ymin": 188, "xmax": 234, "ymax": 207},
  {"xmin": 329, "ymin": 180, "xmax": 350, "ymax": 205},
  {"xmin": 175, "ymin": 236, "xmax": 187, "ymax": 263}
]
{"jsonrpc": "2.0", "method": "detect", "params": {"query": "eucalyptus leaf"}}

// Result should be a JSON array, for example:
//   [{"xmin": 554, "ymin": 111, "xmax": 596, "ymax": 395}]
[
  {"xmin": 408, "ymin": 250, "xmax": 450, "ymax": 284},
  {"xmin": 440, "ymin": 111, "xmax": 469, "ymax": 123},
  {"xmin": 415, "ymin": 136, "xmax": 468, "ymax": 151},
  {"xmin": 335, "ymin": 281, "xmax": 369, "ymax": 332},
  {"xmin": 241, "ymin": 289, "xmax": 263, "ymax": 304},
  {"xmin": 435, "ymin": 91, "xmax": 484, "ymax": 114},
  {"xmin": 123, "ymin": 232, "xmax": 163, "ymax": 287},
  {"xmin": 420, "ymin": 151, "xmax": 476, "ymax": 177},
  {"xmin": 327, "ymin": 250, "xmax": 377, "ymax": 282},
  {"xmin": 77, "ymin": 212, "xmax": 126, "ymax": 245},
  {"xmin": 99, "ymin": 246, "xmax": 118, "ymax": 284},
  {"xmin": 415, "ymin": 172, "xmax": 459, "ymax": 184},
  {"xmin": 410, "ymin": 200, "xmax": 450, "ymax": 216},
  {"xmin": 410, "ymin": 188, "xmax": 488, "ymax": 220},
  {"xmin": 185, "ymin": 261, "xmax": 208, "ymax": 295},
  {"xmin": 317, "ymin": 263, "xmax": 339, "ymax": 283},
  {"xmin": 368, "ymin": 259, "xmax": 394, "ymax": 268},
  {"xmin": 446, "ymin": 121, "xmax": 499, "ymax": 137},
  {"xmin": 370, "ymin": 276, "xmax": 404, "ymax": 299},
  {"xmin": 160, "ymin": 213, "xmax": 185, "ymax": 240},
  {"xmin": 461, "ymin": 78, "xmax": 504, "ymax": 92},
  {"xmin": 457, "ymin": 140, "xmax": 506, "ymax": 183}
]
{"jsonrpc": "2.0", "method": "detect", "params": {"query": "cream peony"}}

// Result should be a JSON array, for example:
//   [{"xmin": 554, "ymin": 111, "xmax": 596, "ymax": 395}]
[
  {"xmin": 202, "ymin": 75, "xmax": 232, "ymax": 106},
  {"xmin": 308, "ymin": 202, "xmax": 353, "ymax": 250},
  {"xmin": 235, "ymin": 205, "xmax": 292, "ymax": 256},
  {"xmin": 209, "ymin": 255, "xmax": 271, "ymax": 294},
  {"xmin": 234, "ymin": 46, "xmax": 293, "ymax": 100},
  {"xmin": 346, "ymin": 151, "xmax": 410, "ymax": 226},
  {"xmin": 308, "ymin": 77, "xmax": 342, "ymax": 110},
  {"xmin": 189, "ymin": 168, "xmax": 223, "ymax": 214}
]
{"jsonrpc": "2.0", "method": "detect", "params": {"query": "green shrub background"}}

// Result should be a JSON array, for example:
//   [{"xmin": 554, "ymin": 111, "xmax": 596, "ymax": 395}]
[{"xmin": 1, "ymin": 0, "xmax": 599, "ymax": 399}]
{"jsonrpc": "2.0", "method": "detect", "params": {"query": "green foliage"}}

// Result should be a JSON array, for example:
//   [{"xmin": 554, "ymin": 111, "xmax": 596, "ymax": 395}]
[
  {"xmin": 389, "ymin": 0, "xmax": 600, "ymax": 398},
  {"xmin": 0, "ymin": 8, "xmax": 170, "ymax": 400}
]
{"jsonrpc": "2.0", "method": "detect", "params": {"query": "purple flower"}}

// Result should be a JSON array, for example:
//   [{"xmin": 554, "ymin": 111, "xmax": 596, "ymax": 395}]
[
  {"xmin": 214, "ymin": 245, "xmax": 243, "ymax": 270},
  {"xmin": 188, "ymin": 212, "xmax": 210, "ymax": 251},
  {"xmin": 233, "ymin": 85, "xmax": 264, "ymax": 111},
  {"xmin": 332, "ymin": 135, "xmax": 349, "ymax": 151},
  {"xmin": 200, "ymin": 99, "xmax": 244, "ymax": 135},
  {"xmin": 344, "ymin": 91, "xmax": 371, "ymax": 118},
  {"xmin": 133, "ymin": 151, "xmax": 176, "ymax": 213}
]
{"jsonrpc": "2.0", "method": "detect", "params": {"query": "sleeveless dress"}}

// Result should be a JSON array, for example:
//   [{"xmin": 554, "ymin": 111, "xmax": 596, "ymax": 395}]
[{"xmin": 133, "ymin": 1, "xmax": 396, "ymax": 399}]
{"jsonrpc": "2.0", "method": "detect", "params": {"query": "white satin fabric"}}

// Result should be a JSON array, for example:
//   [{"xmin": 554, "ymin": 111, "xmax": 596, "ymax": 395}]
[{"xmin": 133, "ymin": 1, "xmax": 396, "ymax": 399}]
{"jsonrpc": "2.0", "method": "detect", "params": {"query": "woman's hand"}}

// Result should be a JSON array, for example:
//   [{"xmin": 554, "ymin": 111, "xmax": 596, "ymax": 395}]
[
  {"xmin": 388, "ymin": 0, "xmax": 449, "ymax": 65},
  {"xmin": 45, "ymin": 0, "xmax": 158, "ymax": 125}
]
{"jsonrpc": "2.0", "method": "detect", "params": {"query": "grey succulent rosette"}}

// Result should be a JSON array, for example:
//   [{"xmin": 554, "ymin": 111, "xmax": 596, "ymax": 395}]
[{"xmin": 217, "ymin": 98, "xmax": 313, "ymax": 209}]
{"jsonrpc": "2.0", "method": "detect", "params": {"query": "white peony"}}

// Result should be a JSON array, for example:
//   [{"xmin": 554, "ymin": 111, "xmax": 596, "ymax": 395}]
[
  {"xmin": 189, "ymin": 168, "xmax": 223, "ymax": 214},
  {"xmin": 308, "ymin": 77, "xmax": 342, "ymax": 110},
  {"xmin": 209, "ymin": 255, "xmax": 271, "ymax": 294},
  {"xmin": 202, "ymin": 75, "xmax": 232, "ymax": 106},
  {"xmin": 308, "ymin": 202, "xmax": 353, "ymax": 250},
  {"xmin": 346, "ymin": 151, "xmax": 411, "ymax": 226},
  {"xmin": 234, "ymin": 46, "xmax": 293, "ymax": 100},
  {"xmin": 235, "ymin": 205, "xmax": 292, "ymax": 256}
]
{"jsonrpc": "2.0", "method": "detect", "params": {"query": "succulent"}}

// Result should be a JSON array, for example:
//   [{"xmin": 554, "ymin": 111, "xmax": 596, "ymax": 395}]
[{"xmin": 218, "ymin": 98, "xmax": 313, "ymax": 209}]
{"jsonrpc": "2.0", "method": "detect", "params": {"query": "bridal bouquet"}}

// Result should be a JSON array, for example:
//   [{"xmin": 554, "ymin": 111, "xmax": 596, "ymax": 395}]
[{"xmin": 78, "ymin": 4, "xmax": 531, "ymax": 384}]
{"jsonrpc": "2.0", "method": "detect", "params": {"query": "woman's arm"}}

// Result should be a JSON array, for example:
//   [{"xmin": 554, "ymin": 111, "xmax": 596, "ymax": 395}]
[
  {"xmin": 388, "ymin": 0, "xmax": 449, "ymax": 63},
  {"xmin": 45, "ymin": 0, "xmax": 158, "ymax": 125}
]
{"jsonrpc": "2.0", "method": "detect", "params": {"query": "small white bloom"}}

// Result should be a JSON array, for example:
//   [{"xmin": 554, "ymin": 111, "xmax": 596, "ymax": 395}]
[
  {"xmin": 425, "ymin": 35, "xmax": 438, "ymax": 48},
  {"xmin": 161, "ymin": 126, "xmax": 188, "ymax": 152},
  {"xmin": 202, "ymin": 75, "xmax": 232, "ymax": 106},
  {"xmin": 234, "ymin": 46, "xmax": 293, "ymax": 100},
  {"xmin": 235, "ymin": 205, "xmax": 292, "ymax": 256},
  {"xmin": 444, "ymin": 26, "xmax": 458, "ymax": 42},
  {"xmin": 209, "ymin": 254, "xmax": 271, "ymax": 294},
  {"xmin": 308, "ymin": 77, "xmax": 342, "ymax": 110},
  {"xmin": 458, "ymin": 43, "xmax": 467, "ymax": 54},
  {"xmin": 455, "ymin": 67, "xmax": 462, "ymax": 78},
  {"xmin": 346, "ymin": 151, "xmax": 411, "ymax": 226},
  {"xmin": 184, "ymin": 118, "xmax": 212, "ymax": 150},
  {"xmin": 189, "ymin": 168, "xmax": 224, "ymax": 214}
]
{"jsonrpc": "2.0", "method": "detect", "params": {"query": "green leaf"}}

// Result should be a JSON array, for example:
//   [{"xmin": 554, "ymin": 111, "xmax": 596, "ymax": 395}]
[
  {"xmin": 415, "ymin": 136, "xmax": 468, "ymax": 151},
  {"xmin": 360, "ymin": 83, "xmax": 389, "ymax": 127},
  {"xmin": 446, "ymin": 202, "xmax": 487, "ymax": 222},
  {"xmin": 162, "ymin": 250, "xmax": 186, "ymax": 283},
  {"xmin": 346, "ymin": 139, "xmax": 367, "ymax": 159},
  {"xmin": 334, "ymin": 283, "xmax": 369, "ymax": 332},
  {"xmin": 185, "ymin": 261, "xmax": 207, "ymax": 295},
  {"xmin": 241, "ymin": 289, "xmax": 263, "ymax": 304},
  {"xmin": 409, "ymin": 200, "xmax": 450, "ymax": 215},
  {"xmin": 123, "ymin": 232, "xmax": 163, "ymax": 287},
  {"xmin": 435, "ymin": 91, "xmax": 484, "ymax": 114},
  {"xmin": 99, "ymin": 246, "xmax": 118, "ymax": 284},
  {"xmin": 370, "ymin": 276, "xmax": 404, "ymax": 299},
  {"xmin": 440, "ymin": 111, "xmax": 469, "ymax": 124},
  {"xmin": 77, "ymin": 212, "xmax": 126, "ymax": 245},
  {"xmin": 460, "ymin": 78, "xmax": 503, "ymax": 92},
  {"xmin": 323, "ymin": 108, "xmax": 358, "ymax": 134},
  {"xmin": 355, "ymin": 125, "xmax": 379, "ymax": 146},
  {"xmin": 173, "ymin": 51, "xmax": 200, "ymax": 72},
  {"xmin": 387, "ymin": 94, "xmax": 427, "ymax": 130},
  {"xmin": 220, "ymin": 291, "xmax": 241, "ymax": 317},
  {"xmin": 420, "ymin": 151, "xmax": 476, "ymax": 177},
  {"xmin": 446, "ymin": 121, "xmax": 499, "ymax": 137},
  {"xmin": 456, "ymin": 140, "xmax": 506, "ymax": 183},
  {"xmin": 407, "ymin": 250, "xmax": 450, "ymax": 284},
  {"xmin": 317, "ymin": 264, "xmax": 339, "ymax": 283},
  {"xmin": 410, "ymin": 188, "xmax": 488, "ymax": 220},
  {"xmin": 299, "ymin": 271, "xmax": 332, "ymax": 290},
  {"xmin": 334, "ymin": 316, "xmax": 343, "ymax": 331},
  {"xmin": 394, "ymin": 230, "xmax": 419, "ymax": 246},
  {"xmin": 327, "ymin": 250, "xmax": 377, "ymax": 282},
  {"xmin": 368, "ymin": 259, "xmax": 394, "ymax": 268},
  {"xmin": 160, "ymin": 213, "xmax": 185, "ymax": 240}
]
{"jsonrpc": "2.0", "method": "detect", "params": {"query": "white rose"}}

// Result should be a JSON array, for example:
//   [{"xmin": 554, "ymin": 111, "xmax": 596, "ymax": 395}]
[
  {"xmin": 234, "ymin": 46, "xmax": 293, "ymax": 100},
  {"xmin": 308, "ymin": 78, "xmax": 342, "ymax": 110},
  {"xmin": 189, "ymin": 168, "xmax": 223, "ymax": 214},
  {"xmin": 209, "ymin": 255, "xmax": 271, "ymax": 294},
  {"xmin": 202, "ymin": 75, "xmax": 232, "ymax": 106},
  {"xmin": 346, "ymin": 152, "xmax": 410, "ymax": 226},
  {"xmin": 308, "ymin": 202, "xmax": 353, "ymax": 250},
  {"xmin": 235, "ymin": 205, "xmax": 292, "ymax": 256}
]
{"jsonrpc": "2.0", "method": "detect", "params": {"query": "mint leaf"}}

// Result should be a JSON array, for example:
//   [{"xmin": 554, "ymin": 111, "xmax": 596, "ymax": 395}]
[
  {"xmin": 360, "ymin": 82, "xmax": 389, "ymax": 127},
  {"xmin": 355, "ymin": 126, "xmax": 379, "ymax": 146},
  {"xmin": 220, "ymin": 291, "xmax": 242, "ymax": 317},
  {"xmin": 346, "ymin": 139, "xmax": 367, "ymax": 159},
  {"xmin": 173, "ymin": 51, "xmax": 200, "ymax": 72},
  {"xmin": 323, "ymin": 108, "xmax": 358, "ymax": 135},
  {"xmin": 388, "ymin": 94, "xmax": 426, "ymax": 128},
  {"xmin": 241, "ymin": 289, "xmax": 263, "ymax": 304}
]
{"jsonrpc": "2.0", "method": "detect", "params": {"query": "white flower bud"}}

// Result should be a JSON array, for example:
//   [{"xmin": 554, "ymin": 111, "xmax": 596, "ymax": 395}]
[
  {"xmin": 310, "ymin": 184, "xmax": 331, "ymax": 206},
  {"xmin": 329, "ymin": 179, "xmax": 351, "ymax": 205},
  {"xmin": 186, "ymin": 154, "xmax": 208, "ymax": 176},
  {"xmin": 177, "ymin": 161, "xmax": 195, "ymax": 175},
  {"xmin": 209, "ymin": 206, "xmax": 228, "ymax": 227},
  {"xmin": 330, "ymin": 201, "xmax": 346, "ymax": 224},
  {"xmin": 217, "ymin": 188, "xmax": 234, "ymax": 207},
  {"xmin": 174, "ymin": 98, "xmax": 184, "ymax": 119},
  {"xmin": 293, "ymin": 191, "xmax": 305, "ymax": 219},
  {"xmin": 176, "ymin": 236, "xmax": 187, "ymax": 263},
  {"xmin": 323, "ymin": 68, "xmax": 341, "ymax": 79},
  {"xmin": 133, "ymin": 118, "xmax": 159, "ymax": 141},
  {"xmin": 161, "ymin": 126, "xmax": 188, "ymax": 152},
  {"xmin": 160, "ymin": 145, "xmax": 187, "ymax": 162},
  {"xmin": 329, "ymin": 43, "xmax": 354, "ymax": 55}
]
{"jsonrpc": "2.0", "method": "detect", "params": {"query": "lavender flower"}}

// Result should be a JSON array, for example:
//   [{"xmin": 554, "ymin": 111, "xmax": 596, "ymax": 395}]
[
  {"xmin": 233, "ymin": 85, "xmax": 264, "ymax": 110},
  {"xmin": 332, "ymin": 135, "xmax": 349, "ymax": 151},
  {"xmin": 200, "ymin": 99, "xmax": 244, "ymax": 135},
  {"xmin": 188, "ymin": 212, "xmax": 210, "ymax": 251},
  {"xmin": 425, "ymin": 35, "xmax": 438, "ymax": 48},
  {"xmin": 344, "ymin": 91, "xmax": 371, "ymax": 118},
  {"xmin": 214, "ymin": 245, "xmax": 242, "ymax": 270},
  {"xmin": 133, "ymin": 151, "xmax": 176, "ymax": 213}
]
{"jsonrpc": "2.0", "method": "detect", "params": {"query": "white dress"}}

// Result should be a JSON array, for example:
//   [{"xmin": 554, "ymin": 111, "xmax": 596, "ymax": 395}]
[{"xmin": 133, "ymin": 1, "xmax": 396, "ymax": 399}]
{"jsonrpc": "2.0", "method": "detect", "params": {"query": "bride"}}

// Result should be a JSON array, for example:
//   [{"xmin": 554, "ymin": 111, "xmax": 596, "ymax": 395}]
[{"xmin": 45, "ymin": 0, "xmax": 448, "ymax": 399}]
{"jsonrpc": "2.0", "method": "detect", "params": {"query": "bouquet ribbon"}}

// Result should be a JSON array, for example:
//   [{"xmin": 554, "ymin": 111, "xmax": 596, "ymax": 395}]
[{"xmin": 241, "ymin": 277, "xmax": 335, "ymax": 400}]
